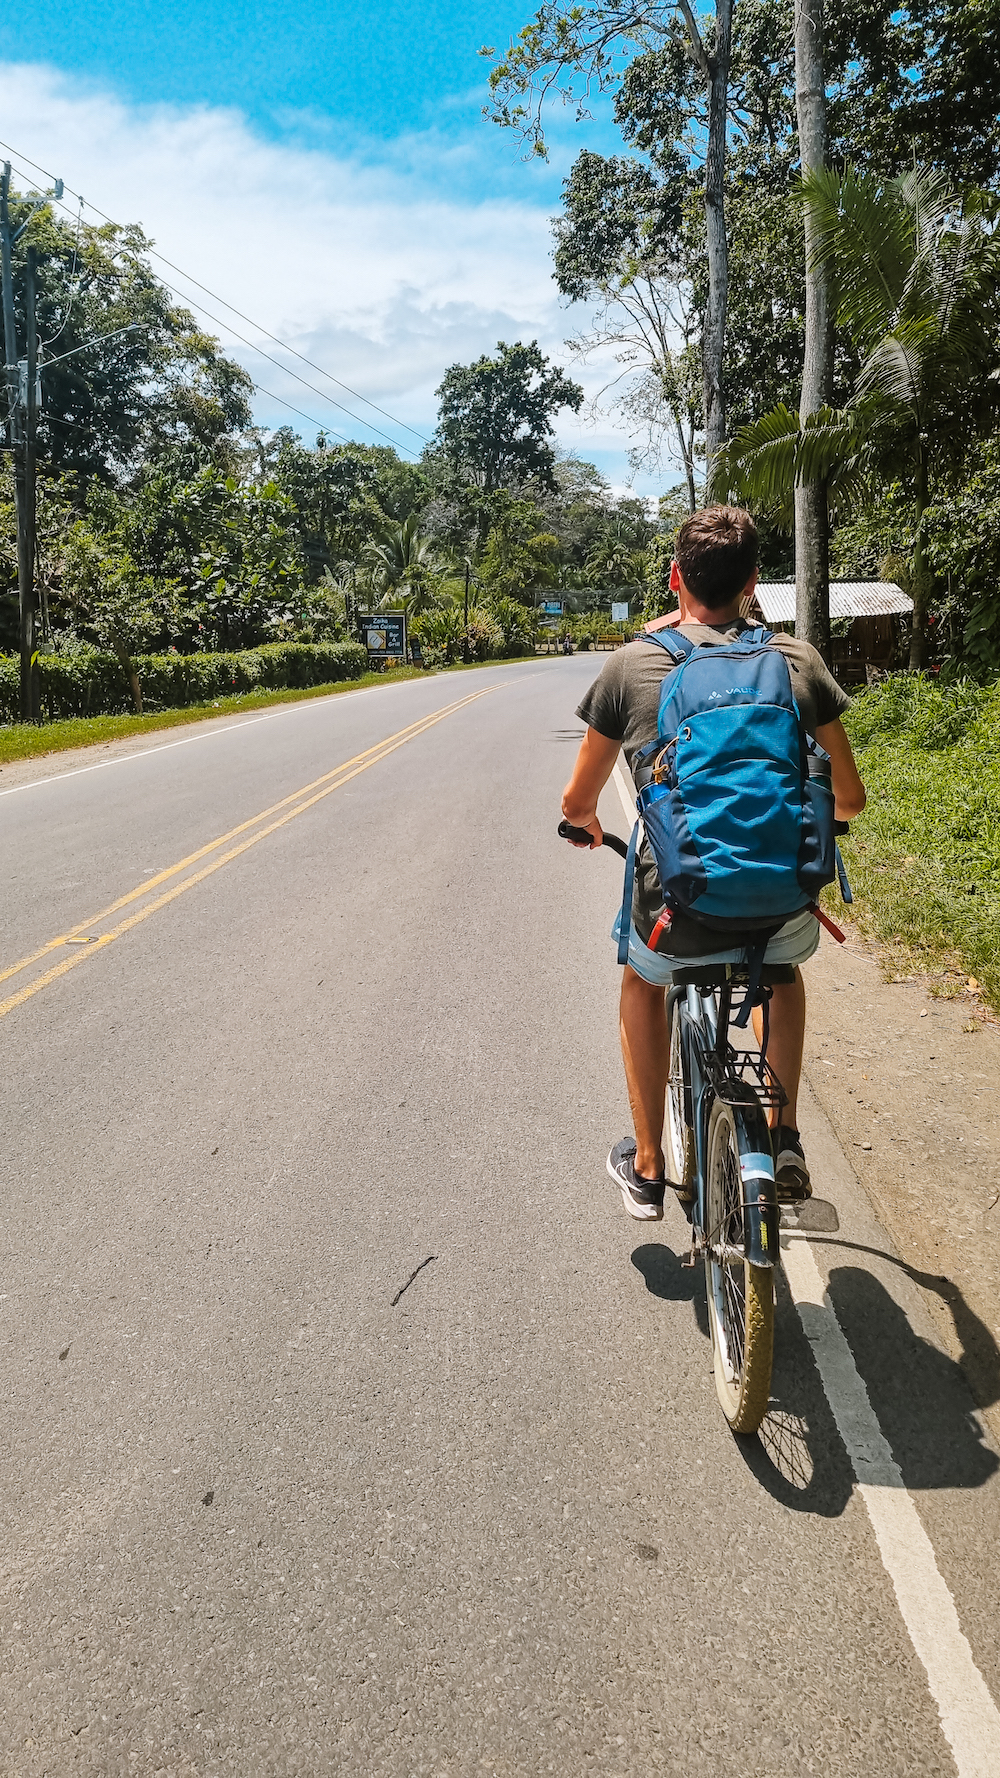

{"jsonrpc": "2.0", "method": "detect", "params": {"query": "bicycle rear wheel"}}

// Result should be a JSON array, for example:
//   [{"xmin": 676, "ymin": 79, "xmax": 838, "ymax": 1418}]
[
  {"xmin": 704, "ymin": 1098, "xmax": 774, "ymax": 1433},
  {"xmin": 665, "ymin": 998, "xmax": 695, "ymax": 1196}
]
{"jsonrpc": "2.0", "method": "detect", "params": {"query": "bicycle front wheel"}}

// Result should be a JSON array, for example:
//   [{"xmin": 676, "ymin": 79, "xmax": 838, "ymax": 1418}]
[{"xmin": 704, "ymin": 1098, "xmax": 774, "ymax": 1434}]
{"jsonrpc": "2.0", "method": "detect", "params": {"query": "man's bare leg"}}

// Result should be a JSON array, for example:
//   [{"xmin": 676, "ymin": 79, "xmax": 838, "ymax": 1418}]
[
  {"xmin": 619, "ymin": 965, "xmax": 670, "ymax": 1178},
  {"xmin": 751, "ymin": 971, "xmax": 806, "ymax": 1130}
]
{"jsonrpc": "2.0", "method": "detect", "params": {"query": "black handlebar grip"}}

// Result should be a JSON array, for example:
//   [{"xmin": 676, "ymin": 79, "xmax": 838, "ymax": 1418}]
[
  {"xmin": 558, "ymin": 819, "xmax": 596, "ymax": 846},
  {"xmin": 558, "ymin": 819, "xmax": 629, "ymax": 858}
]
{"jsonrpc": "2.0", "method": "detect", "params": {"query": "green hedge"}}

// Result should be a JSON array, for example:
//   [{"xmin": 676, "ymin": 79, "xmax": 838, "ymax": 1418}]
[{"xmin": 0, "ymin": 640, "xmax": 370, "ymax": 724}]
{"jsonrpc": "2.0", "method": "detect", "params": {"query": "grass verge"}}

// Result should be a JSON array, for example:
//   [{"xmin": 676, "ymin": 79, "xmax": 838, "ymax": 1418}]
[
  {"xmin": 834, "ymin": 674, "xmax": 1000, "ymax": 1015},
  {"xmin": 0, "ymin": 662, "xmax": 505, "ymax": 767}
]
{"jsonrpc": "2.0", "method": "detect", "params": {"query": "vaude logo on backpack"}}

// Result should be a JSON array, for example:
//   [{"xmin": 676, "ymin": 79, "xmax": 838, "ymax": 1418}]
[{"xmin": 619, "ymin": 626, "xmax": 836, "ymax": 959}]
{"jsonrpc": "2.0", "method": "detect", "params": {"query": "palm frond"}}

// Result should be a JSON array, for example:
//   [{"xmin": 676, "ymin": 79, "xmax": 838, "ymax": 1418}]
[
  {"xmin": 802, "ymin": 165, "xmax": 912, "ymax": 344},
  {"xmin": 855, "ymin": 325, "xmax": 932, "ymax": 416},
  {"xmin": 719, "ymin": 404, "xmax": 800, "ymax": 516}
]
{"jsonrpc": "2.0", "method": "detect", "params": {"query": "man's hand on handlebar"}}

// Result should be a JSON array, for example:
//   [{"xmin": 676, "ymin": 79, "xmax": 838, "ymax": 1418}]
[{"xmin": 560, "ymin": 814, "xmax": 603, "ymax": 849}]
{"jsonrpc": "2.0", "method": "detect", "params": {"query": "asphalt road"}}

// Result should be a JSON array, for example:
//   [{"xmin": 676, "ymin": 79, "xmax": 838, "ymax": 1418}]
[{"xmin": 2, "ymin": 658, "xmax": 999, "ymax": 1777}]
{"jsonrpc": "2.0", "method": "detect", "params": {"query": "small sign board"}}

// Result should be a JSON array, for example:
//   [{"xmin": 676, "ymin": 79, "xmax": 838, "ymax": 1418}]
[
  {"xmin": 611, "ymin": 601, "xmax": 629, "ymax": 623},
  {"xmin": 359, "ymin": 612, "xmax": 406, "ymax": 658},
  {"xmin": 540, "ymin": 600, "xmax": 564, "ymax": 615}
]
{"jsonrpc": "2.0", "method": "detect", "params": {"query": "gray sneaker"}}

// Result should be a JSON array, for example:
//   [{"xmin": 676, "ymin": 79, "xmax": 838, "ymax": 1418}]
[
  {"xmin": 774, "ymin": 1127, "xmax": 812, "ymax": 1201},
  {"xmin": 607, "ymin": 1138, "xmax": 666, "ymax": 1221}
]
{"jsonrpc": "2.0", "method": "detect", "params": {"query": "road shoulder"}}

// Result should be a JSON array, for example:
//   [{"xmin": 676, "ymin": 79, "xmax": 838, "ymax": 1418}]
[{"xmin": 802, "ymin": 926, "xmax": 1000, "ymax": 1446}]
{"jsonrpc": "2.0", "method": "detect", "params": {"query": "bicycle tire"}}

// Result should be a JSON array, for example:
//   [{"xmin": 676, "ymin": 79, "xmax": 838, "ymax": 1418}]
[
  {"xmin": 704, "ymin": 1097, "xmax": 774, "ymax": 1434},
  {"xmin": 665, "ymin": 999, "xmax": 696, "ymax": 1195}
]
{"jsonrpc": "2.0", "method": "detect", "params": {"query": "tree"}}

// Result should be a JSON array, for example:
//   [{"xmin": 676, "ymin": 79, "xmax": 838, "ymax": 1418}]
[
  {"xmin": 264, "ymin": 431, "xmax": 419, "ymax": 577},
  {"xmin": 722, "ymin": 165, "xmax": 1000, "ymax": 666},
  {"xmin": 485, "ymin": 1, "xmax": 735, "ymax": 487},
  {"xmin": 4, "ymin": 188, "xmax": 252, "ymax": 487},
  {"xmin": 553, "ymin": 150, "xmax": 701, "ymax": 505},
  {"xmin": 793, "ymin": 0, "xmax": 833, "ymax": 659},
  {"xmin": 366, "ymin": 512, "xmax": 441, "ymax": 614},
  {"xmin": 60, "ymin": 524, "xmax": 177, "ymax": 712},
  {"xmin": 825, "ymin": 0, "xmax": 1000, "ymax": 189},
  {"xmin": 83, "ymin": 466, "xmax": 308, "ymax": 651},
  {"xmin": 477, "ymin": 497, "xmax": 562, "ymax": 601},
  {"xmin": 431, "ymin": 341, "xmax": 583, "ymax": 501}
]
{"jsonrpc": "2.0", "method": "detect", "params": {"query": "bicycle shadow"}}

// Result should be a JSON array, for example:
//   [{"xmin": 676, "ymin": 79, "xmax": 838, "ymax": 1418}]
[
  {"xmin": 632, "ymin": 1239, "xmax": 853, "ymax": 1514},
  {"xmin": 631, "ymin": 1236, "xmax": 999, "ymax": 1514}
]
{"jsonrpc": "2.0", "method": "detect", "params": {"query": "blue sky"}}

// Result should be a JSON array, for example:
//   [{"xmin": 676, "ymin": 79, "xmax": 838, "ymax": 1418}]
[
  {"xmin": 1, "ymin": 2, "xmax": 670, "ymax": 493},
  {"xmin": 7, "ymin": 0, "xmax": 545, "ymax": 154}
]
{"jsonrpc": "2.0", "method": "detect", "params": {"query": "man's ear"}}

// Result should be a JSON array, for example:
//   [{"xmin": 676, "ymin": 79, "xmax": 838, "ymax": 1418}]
[{"xmin": 669, "ymin": 560, "xmax": 682, "ymax": 593}]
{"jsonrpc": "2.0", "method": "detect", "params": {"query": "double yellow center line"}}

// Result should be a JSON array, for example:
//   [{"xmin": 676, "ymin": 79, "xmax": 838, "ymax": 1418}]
[{"xmin": 0, "ymin": 685, "xmax": 495, "ymax": 1022}]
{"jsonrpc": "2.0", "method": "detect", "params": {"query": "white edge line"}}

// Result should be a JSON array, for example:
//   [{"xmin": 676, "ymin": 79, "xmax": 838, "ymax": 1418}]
[
  {"xmin": 782, "ymin": 1234, "xmax": 1000, "ymax": 1777},
  {"xmin": 0, "ymin": 670, "xmax": 529, "ymax": 799},
  {"xmin": 611, "ymin": 757, "xmax": 636, "ymax": 829},
  {"xmin": 0, "ymin": 706, "xmax": 292, "ymax": 796}
]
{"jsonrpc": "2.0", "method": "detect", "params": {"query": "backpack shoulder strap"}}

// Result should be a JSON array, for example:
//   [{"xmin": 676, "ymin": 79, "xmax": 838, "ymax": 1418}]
[
  {"xmin": 642, "ymin": 628, "xmax": 694, "ymax": 661},
  {"xmin": 741, "ymin": 625, "xmax": 775, "ymax": 645},
  {"xmin": 617, "ymin": 821, "xmax": 642, "ymax": 965}
]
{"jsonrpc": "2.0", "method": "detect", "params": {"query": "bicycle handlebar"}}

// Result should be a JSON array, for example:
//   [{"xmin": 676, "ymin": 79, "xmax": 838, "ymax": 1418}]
[
  {"xmin": 561, "ymin": 818, "xmax": 847, "ymax": 857},
  {"xmin": 558, "ymin": 819, "xmax": 629, "ymax": 859}
]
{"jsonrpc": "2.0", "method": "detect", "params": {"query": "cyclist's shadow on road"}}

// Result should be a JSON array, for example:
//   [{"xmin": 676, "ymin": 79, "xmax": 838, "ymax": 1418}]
[{"xmin": 631, "ymin": 1239, "xmax": 999, "ymax": 1517}]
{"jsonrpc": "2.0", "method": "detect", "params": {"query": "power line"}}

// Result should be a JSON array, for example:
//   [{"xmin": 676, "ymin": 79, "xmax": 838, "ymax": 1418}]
[
  {"xmin": 44, "ymin": 370, "xmax": 355, "ymax": 449},
  {"xmin": 0, "ymin": 137, "xmax": 433, "ymax": 451},
  {"xmin": 2, "ymin": 153, "xmax": 420, "ymax": 460}
]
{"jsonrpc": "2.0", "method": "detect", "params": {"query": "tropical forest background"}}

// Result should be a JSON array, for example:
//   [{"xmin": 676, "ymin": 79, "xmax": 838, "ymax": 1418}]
[{"xmin": 3, "ymin": 0, "xmax": 1000, "ymax": 722}]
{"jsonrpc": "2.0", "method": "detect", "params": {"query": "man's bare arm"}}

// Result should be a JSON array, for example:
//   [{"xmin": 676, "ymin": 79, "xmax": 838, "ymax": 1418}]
[
  {"xmin": 561, "ymin": 728, "xmax": 622, "ymax": 847},
  {"xmin": 815, "ymin": 718, "xmax": 866, "ymax": 820}
]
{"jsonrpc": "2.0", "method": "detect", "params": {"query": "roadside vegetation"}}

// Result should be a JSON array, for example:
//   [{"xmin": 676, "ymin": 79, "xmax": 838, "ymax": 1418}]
[
  {"xmin": 0, "ymin": 660, "xmax": 490, "ymax": 767},
  {"xmin": 836, "ymin": 677, "xmax": 1000, "ymax": 1015}
]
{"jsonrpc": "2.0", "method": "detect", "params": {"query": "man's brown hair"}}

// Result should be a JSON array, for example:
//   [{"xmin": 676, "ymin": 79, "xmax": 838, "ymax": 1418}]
[{"xmin": 675, "ymin": 505, "xmax": 758, "ymax": 610}]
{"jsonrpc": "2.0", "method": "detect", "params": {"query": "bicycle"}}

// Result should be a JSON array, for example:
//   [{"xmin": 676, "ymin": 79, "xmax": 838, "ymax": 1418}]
[{"xmin": 559, "ymin": 818, "xmax": 785, "ymax": 1434}]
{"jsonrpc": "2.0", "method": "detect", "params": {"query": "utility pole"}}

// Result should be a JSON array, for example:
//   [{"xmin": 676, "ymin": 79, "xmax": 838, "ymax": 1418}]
[
  {"xmin": 463, "ymin": 559, "xmax": 470, "ymax": 662},
  {"xmin": 0, "ymin": 162, "xmax": 34, "ymax": 720},
  {"xmin": 24, "ymin": 247, "xmax": 39, "ymax": 719}
]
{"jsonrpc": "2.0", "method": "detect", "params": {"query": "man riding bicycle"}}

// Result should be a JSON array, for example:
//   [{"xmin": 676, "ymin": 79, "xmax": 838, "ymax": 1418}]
[{"xmin": 561, "ymin": 506, "xmax": 866, "ymax": 1219}]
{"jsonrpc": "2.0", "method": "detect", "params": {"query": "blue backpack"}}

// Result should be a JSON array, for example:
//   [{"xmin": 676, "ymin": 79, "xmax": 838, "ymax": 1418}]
[{"xmin": 619, "ymin": 626, "xmax": 836, "ymax": 968}]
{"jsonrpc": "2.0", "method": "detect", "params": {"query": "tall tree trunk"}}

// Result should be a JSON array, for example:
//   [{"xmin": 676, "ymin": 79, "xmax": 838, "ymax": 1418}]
[
  {"xmin": 794, "ymin": 0, "xmax": 832, "ymax": 661},
  {"xmin": 673, "ymin": 409, "xmax": 697, "ymax": 512},
  {"xmin": 908, "ymin": 452, "xmax": 931, "ymax": 669},
  {"xmin": 114, "ymin": 641, "xmax": 143, "ymax": 714},
  {"xmin": 701, "ymin": 0, "xmax": 732, "ymax": 497}
]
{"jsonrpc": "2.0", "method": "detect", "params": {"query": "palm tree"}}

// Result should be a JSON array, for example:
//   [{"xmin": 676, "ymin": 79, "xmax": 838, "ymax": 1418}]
[
  {"xmin": 723, "ymin": 165, "xmax": 1000, "ymax": 666},
  {"xmin": 366, "ymin": 512, "xmax": 439, "ymax": 602}
]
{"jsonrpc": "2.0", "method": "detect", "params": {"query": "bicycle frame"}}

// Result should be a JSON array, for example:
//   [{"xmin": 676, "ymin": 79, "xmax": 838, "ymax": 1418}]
[{"xmin": 670, "ymin": 977, "xmax": 780, "ymax": 1272}]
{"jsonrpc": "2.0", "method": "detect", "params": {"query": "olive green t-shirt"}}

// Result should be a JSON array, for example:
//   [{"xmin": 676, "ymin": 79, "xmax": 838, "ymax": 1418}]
[{"xmin": 576, "ymin": 622, "xmax": 851, "ymax": 936}]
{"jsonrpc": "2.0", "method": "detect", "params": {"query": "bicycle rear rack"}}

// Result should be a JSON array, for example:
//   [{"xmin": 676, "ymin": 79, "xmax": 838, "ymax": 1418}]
[{"xmin": 703, "ymin": 1046, "xmax": 787, "ymax": 1112}]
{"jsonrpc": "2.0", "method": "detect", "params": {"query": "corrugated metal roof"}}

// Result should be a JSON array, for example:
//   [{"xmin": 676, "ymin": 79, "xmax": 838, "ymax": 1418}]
[{"xmin": 755, "ymin": 580, "xmax": 913, "ymax": 622}]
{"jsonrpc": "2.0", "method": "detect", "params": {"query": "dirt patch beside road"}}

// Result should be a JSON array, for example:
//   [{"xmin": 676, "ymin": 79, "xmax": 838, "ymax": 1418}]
[{"xmin": 804, "ymin": 926, "xmax": 1000, "ymax": 1443}]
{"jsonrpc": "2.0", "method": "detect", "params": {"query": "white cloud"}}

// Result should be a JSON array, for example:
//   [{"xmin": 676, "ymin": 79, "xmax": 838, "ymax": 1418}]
[{"xmin": 0, "ymin": 62, "xmax": 676, "ymax": 488}]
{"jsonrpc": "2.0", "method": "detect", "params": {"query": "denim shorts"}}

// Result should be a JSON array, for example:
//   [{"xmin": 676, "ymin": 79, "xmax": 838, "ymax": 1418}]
[{"xmin": 611, "ymin": 906, "xmax": 820, "ymax": 988}]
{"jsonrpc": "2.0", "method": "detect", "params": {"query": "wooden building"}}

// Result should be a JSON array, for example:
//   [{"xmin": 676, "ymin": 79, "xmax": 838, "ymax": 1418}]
[{"xmin": 750, "ymin": 581, "xmax": 913, "ymax": 684}]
